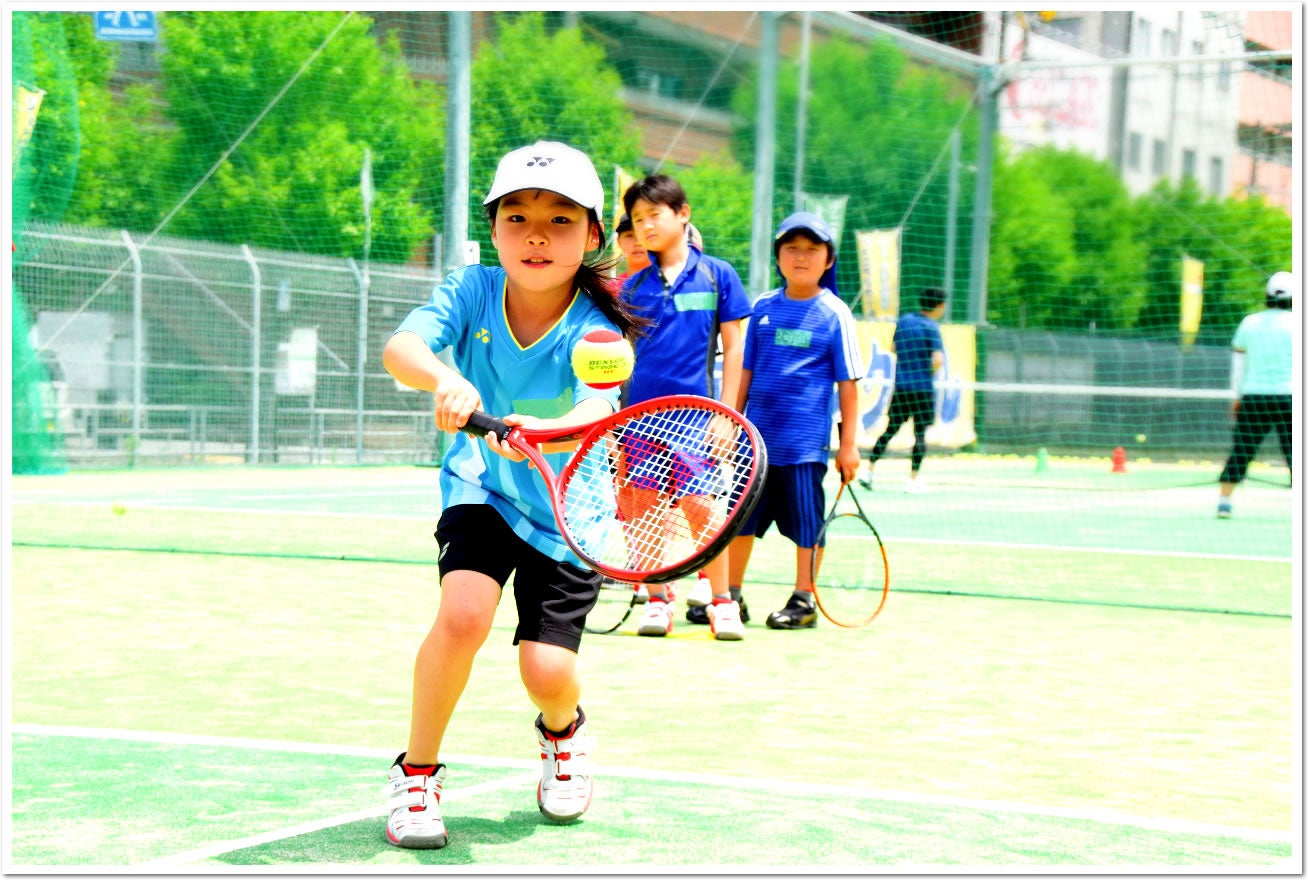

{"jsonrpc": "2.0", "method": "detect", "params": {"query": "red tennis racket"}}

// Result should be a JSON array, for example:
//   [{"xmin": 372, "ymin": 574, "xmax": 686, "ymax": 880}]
[{"xmin": 461, "ymin": 394, "xmax": 766, "ymax": 584}]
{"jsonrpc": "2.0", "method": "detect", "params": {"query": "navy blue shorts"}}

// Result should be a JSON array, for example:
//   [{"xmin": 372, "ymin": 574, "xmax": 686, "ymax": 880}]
[
  {"xmin": 738, "ymin": 461, "xmax": 828, "ymax": 548},
  {"xmin": 434, "ymin": 504, "xmax": 601, "ymax": 652}
]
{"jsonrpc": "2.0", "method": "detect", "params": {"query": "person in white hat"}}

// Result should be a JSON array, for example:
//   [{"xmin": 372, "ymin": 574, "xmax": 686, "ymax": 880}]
[
  {"xmin": 380, "ymin": 141, "xmax": 646, "ymax": 848},
  {"xmin": 1216, "ymin": 270, "xmax": 1294, "ymax": 518}
]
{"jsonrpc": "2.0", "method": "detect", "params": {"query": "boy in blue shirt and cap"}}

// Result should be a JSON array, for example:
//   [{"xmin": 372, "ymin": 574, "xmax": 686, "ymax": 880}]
[{"xmin": 728, "ymin": 211, "xmax": 864, "ymax": 629}]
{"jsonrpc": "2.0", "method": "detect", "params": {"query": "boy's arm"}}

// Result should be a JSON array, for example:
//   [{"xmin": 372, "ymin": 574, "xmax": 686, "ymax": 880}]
[
  {"xmin": 834, "ymin": 379, "xmax": 861, "ymax": 485},
  {"xmin": 734, "ymin": 368, "xmax": 753, "ymax": 413},
  {"xmin": 718, "ymin": 318, "xmax": 746, "ymax": 408}
]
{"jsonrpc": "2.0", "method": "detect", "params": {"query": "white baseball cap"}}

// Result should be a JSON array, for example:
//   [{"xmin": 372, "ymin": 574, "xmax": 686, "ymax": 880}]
[
  {"xmin": 482, "ymin": 141, "xmax": 604, "ymax": 215},
  {"xmin": 1266, "ymin": 270, "xmax": 1293, "ymax": 301}
]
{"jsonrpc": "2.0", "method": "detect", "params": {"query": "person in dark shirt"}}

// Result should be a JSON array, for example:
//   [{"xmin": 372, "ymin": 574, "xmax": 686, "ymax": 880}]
[{"xmin": 860, "ymin": 287, "xmax": 946, "ymax": 493}]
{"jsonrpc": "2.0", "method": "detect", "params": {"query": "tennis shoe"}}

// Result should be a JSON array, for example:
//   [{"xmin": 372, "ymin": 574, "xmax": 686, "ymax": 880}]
[
  {"xmin": 766, "ymin": 594, "xmax": 817, "ymax": 629},
  {"xmin": 535, "ymin": 710, "xmax": 593, "ymax": 823},
  {"xmin": 858, "ymin": 470, "xmax": 874, "ymax": 490},
  {"xmin": 686, "ymin": 597, "xmax": 750, "ymax": 625},
  {"xmin": 1216, "ymin": 501, "xmax": 1232, "ymax": 519},
  {"xmin": 637, "ymin": 598, "xmax": 673, "ymax": 636},
  {"xmin": 686, "ymin": 576, "xmax": 713, "ymax": 607},
  {"xmin": 384, "ymin": 755, "xmax": 448, "ymax": 849},
  {"xmin": 708, "ymin": 600, "xmax": 745, "ymax": 641}
]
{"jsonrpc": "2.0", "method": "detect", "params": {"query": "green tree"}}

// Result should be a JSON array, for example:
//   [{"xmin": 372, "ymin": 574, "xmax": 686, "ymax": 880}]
[
  {"xmin": 1134, "ymin": 179, "xmax": 1292, "ymax": 344},
  {"xmin": 987, "ymin": 143, "xmax": 1077, "ymax": 329},
  {"xmin": 469, "ymin": 13, "xmax": 642, "ymax": 260},
  {"xmin": 674, "ymin": 151, "xmax": 755, "ymax": 277},
  {"xmin": 988, "ymin": 146, "xmax": 1145, "ymax": 332},
  {"xmin": 157, "ymin": 11, "xmax": 441, "ymax": 263},
  {"xmin": 733, "ymin": 36, "xmax": 980, "ymax": 310}
]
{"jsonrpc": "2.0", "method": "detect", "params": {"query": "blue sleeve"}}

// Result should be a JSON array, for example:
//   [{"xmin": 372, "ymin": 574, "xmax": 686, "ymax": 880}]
[
  {"xmin": 715, "ymin": 261, "xmax": 753, "ymax": 322},
  {"xmin": 930, "ymin": 321, "xmax": 944, "ymax": 352},
  {"xmin": 395, "ymin": 266, "xmax": 475, "ymax": 351},
  {"xmin": 742, "ymin": 302, "xmax": 760, "ymax": 371},
  {"xmin": 831, "ymin": 305, "xmax": 863, "ymax": 383}
]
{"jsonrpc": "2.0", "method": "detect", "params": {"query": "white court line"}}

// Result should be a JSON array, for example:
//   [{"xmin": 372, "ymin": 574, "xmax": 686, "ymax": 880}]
[
  {"xmin": 10, "ymin": 499, "xmax": 433, "ymax": 523},
  {"xmin": 138, "ymin": 772, "xmax": 540, "ymax": 867},
  {"xmin": 12, "ymin": 724, "xmax": 1293, "ymax": 849},
  {"xmin": 13, "ymin": 501, "xmax": 1289, "ymax": 564},
  {"xmin": 834, "ymin": 533, "xmax": 1291, "ymax": 565}
]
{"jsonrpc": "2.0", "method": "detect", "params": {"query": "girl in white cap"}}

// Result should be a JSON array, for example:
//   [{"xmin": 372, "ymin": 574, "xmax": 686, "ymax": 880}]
[{"xmin": 381, "ymin": 141, "xmax": 644, "ymax": 848}]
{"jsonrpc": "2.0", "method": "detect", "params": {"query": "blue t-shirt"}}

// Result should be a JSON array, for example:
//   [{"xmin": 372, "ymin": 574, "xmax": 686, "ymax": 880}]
[
  {"xmin": 394, "ymin": 264, "xmax": 621, "ymax": 563},
  {"xmin": 620, "ymin": 248, "xmax": 752, "ymax": 404},
  {"xmin": 743, "ymin": 287, "xmax": 864, "ymax": 465},
  {"xmin": 892, "ymin": 311, "xmax": 943, "ymax": 392}
]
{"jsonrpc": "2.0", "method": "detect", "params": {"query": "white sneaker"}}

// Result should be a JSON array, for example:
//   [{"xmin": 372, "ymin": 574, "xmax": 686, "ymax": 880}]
[
  {"xmin": 686, "ymin": 577, "xmax": 713, "ymax": 607},
  {"xmin": 708, "ymin": 600, "xmax": 745, "ymax": 641},
  {"xmin": 904, "ymin": 478, "xmax": 929, "ymax": 494},
  {"xmin": 536, "ymin": 711, "xmax": 593, "ymax": 823},
  {"xmin": 637, "ymin": 599, "xmax": 673, "ymax": 636},
  {"xmin": 384, "ymin": 756, "xmax": 448, "ymax": 849}
]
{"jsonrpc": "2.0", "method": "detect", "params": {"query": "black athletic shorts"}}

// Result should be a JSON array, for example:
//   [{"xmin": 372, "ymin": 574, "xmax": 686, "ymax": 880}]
[
  {"xmin": 887, "ymin": 388, "xmax": 936, "ymax": 428},
  {"xmin": 434, "ymin": 504, "xmax": 601, "ymax": 652}
]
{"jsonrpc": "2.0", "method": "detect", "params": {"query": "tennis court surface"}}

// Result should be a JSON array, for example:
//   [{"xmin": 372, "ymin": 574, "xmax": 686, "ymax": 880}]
[{"xmin": 7, "ymin": 462, "xmax": 1298, "ymax": 870}]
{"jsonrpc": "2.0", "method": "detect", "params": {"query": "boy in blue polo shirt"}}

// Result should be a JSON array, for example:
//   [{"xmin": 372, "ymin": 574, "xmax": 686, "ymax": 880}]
[
  {"xmin": 727, "ymin": 211, "xmax": 864, "ymax": 629},
  {"xmin": 619, "ymin": 173, "xmax": 754, "ymax": 640},
  {"xmin": 860, "ymin": 287, "xmax": 947, "ymax": 493}
]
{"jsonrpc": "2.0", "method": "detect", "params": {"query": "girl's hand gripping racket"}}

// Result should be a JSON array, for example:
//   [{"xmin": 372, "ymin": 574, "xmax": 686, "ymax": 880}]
[
  {"xmin": 810, "ymin": 481, "xmax": 889, "ymax": 628},
  {"xmin": 462, "ymin": 395, "xmax": 767, "ymax": 584}
]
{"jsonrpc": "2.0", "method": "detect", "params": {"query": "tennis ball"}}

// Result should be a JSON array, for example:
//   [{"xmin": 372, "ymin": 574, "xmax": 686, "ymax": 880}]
[
  {"xmin": 112, "ymin": 504, "xmax": 126, "ymax": 516},
  {"xmin": 1136, "ymin": 434, "xmax": 1147, "ymax": 443},
  {"xmin": 571, "ymin": 329, "xmax": 634, "ymax": 389}
]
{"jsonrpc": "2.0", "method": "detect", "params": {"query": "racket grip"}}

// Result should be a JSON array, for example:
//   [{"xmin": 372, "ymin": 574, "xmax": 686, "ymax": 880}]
[{"xmin": 461, "ymin": 411, "xmax": 510, "ymax": 441}]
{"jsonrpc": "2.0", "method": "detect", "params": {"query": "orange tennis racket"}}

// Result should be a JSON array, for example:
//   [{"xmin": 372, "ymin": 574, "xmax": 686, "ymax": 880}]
[{"xmin": 810, "ymin": 482, "xmax": 889, "ymax": 627}]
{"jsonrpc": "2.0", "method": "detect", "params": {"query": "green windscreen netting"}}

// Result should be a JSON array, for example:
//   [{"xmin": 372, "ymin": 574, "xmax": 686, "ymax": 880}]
[{"xmin": 11, "ymin": 11, "xmax": 67, "ymax": 474}]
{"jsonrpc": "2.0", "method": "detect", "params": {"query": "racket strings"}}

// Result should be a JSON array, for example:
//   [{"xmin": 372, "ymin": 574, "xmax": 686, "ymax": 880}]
[
  {"xmin": 559, "ymin": 405, "xmax": 758, "ymax": 576},
  {"xmin": 813, "ymin": 511, "xmax": 889, "ymax": 627}
]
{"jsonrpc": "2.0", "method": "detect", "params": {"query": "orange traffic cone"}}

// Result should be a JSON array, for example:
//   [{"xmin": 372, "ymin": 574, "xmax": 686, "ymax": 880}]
[{"xmin": 1111, "ymin": 446, "xmax": 1127, "ymax": 473}]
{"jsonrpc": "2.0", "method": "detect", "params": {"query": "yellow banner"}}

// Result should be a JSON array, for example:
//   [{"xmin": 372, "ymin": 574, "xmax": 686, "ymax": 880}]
[
  {"xmin": 849, "ymin": 321, "xmax": 977, "ymax": 451},
  {"xmin": 13, "ymin": 82, "xmax": 45, "ymax": 172},
  {"xmin": 856, "ymin": 228, "xmax": 901, "ymax": 320},
  {"xmin": 613, "ymin": 165, "xmax": 636, "ymax": 231},
  {"xmin": 1179, "ymin": 254, "xmax": 1204, "ymax": 346}
]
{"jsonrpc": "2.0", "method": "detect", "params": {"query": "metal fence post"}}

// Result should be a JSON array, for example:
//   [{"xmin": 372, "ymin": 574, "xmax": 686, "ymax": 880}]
[
  {"xmin": 348, "ymin": 257, "xmax": 367, "ymax": 463},
  {"xmin": 242, "ymin": 244, "xmax": 262, "ymax": 463},
  {"xmin": 748, "ymin": 11, "xmax": 779, "ymax": 300},
  {"xmin": 968, "ymin": 64, "xmax": 999, "ymax": 326},
  {"xmin": 119, "ymin": 230, "xmax": 144, "ymax": 459}
]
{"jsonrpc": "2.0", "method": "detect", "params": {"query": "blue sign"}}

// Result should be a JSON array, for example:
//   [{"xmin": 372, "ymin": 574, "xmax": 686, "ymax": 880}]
[{"xmin": 94, "ymin": 11, "xmax": 158, "ymax": 41}]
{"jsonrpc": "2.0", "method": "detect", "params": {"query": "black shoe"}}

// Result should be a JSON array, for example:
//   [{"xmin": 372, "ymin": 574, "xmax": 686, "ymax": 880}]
[
  {"xmin": 765, "ymin": 595, "xmax": 817, "ymax": 629},
  {"xmin": 686, "ymin": 598, "xmax": 749, "ymax": 625}
]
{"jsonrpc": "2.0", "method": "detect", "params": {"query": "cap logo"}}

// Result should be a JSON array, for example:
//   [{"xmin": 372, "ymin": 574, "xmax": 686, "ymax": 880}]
[{"xmin": 527, "ymin": 156, "xmax": 555, "ymax": 168}]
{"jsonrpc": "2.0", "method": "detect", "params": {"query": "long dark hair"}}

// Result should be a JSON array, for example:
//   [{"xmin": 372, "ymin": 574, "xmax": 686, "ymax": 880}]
[{"xmin": 483, "ymin": 197, "xmax": 649, "ymax": 338}]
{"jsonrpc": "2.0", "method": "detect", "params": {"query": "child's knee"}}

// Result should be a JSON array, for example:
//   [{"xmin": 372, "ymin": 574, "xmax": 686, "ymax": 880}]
[{"xmin": 519, "ymin": 644, "xmax": 577, "ymax": 698}]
